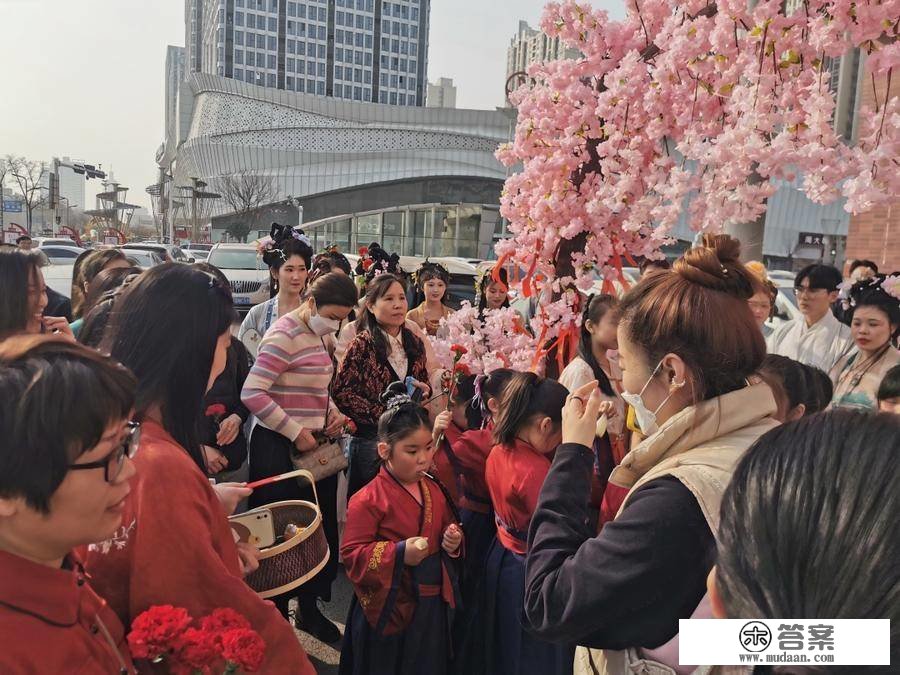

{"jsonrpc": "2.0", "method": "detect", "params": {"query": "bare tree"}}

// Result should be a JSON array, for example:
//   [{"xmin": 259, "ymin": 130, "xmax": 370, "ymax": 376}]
[
  {"xmin": 5, "ymin": 155, "xmax": 48, "ymax": 234},
  {"xmin": 216, "ymin": 170, "xmax": 278, "ymax": 242}
]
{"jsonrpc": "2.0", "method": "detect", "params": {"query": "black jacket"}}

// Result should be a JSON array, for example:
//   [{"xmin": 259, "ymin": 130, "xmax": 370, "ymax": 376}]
[
  {"xmin": 202, "ymin": 338, "xmax": 252, "ymax": 470},
  {"xmin": 44, "ymin": 288, "xmax": 73, "ymax": 322},
  {"xmin": 524, "ymin": 443, "xmax": 715, "ymax": 650}
]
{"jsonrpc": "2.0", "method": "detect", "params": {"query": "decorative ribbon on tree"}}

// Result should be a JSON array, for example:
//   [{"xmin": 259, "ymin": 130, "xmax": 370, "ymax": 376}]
[{"xmin": 494, "ymin": 0, "xmax": 898, "ymax": 353}]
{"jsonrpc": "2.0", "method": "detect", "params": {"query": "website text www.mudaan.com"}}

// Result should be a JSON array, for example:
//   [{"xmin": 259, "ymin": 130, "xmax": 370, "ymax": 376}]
[{"xmin": 739, "ymin": 653, "xmax": 837, "ymax": 664}]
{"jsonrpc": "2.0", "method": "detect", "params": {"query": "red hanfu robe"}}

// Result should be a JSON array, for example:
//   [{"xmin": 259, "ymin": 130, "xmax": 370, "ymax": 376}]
[
  {"xmin": 450, "ymin": 426, "xmax": 494, "ymax": 514},
  {"xmin": 432, "ymin": 421, "xmax": 464, "ymax": 506},
  {"xmin": 485, "ymin": 439, "xmax": 551, "ymax": 555},
  {"xmin": 341, "ymin": 466, "xmax": 461, "ymax": 636},
  {"xmin": 83, "ymin": 420, "xmax": 314, "ymax": 675}
]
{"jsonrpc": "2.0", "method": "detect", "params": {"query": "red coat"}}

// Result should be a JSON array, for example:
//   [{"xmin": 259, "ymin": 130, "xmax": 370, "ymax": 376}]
[
  {"xmin": 83, "ymin": 420, "xmax": 314, "ymax": 674},
  {"xmin": 485, "ymin": 439, "xmax": 551, "ymax": 555},
  {"xmin": 451, "ymin": 426, "xmax": 494, "ymax": 514},
  {"xmin": 432, "ymin": 421, "xmax": 464, "ymax": 506},
  {"xmin": 342, "ymin": 466, "xmax": 460, "ymax": 635},
  {"xmin": 0, "ymin": 550, "xmax": 135, "ymax": 674}
]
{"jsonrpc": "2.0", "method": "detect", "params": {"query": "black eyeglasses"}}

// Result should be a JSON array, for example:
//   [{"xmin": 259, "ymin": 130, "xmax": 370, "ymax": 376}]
[{"xmin": 69, "ymin": 422, "xmax": 141, "ymax": 483}]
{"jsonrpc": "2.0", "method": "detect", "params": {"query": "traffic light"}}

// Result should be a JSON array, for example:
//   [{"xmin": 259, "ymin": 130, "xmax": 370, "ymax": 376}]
[{"xmin": 72, "ymin": 163, "xmax": 106, "ymax": 180}]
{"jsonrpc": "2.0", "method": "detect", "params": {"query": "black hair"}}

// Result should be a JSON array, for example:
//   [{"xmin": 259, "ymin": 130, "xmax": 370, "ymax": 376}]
[
  {"xmin": 15, "ymin": 235, "xmax": 31, "ymax": 244},
  {"xmin": 638, "ymin": 257, "xmax": 671, "ymax": 275},
  {"xmin": 0, "ymin": 248, "xmax": 43, "ymax": 338},
  {"xmin": 377, "ymin": 381, "xmax": 431, "ymax": 447},
  {"xmin": 477, "ymin": 266, "xmax": 510, "ymax": 315},
  {"xmin": 477, "ymin": 368, "xmax": 516, "ymax": 420},
  {"xmin": 449, "ymin": 373, "xmax": 483, "ymax": 430},
  {"xmin": 803, "ymin": 365, "xmax": 834, "ymax": 414},
  {"xmin": 307, "ymin": 271, "xmax": 359, "ymax": 309},
  {"xmin": 103, "ymin": 264, "xmax": 237, "ymax": 471},
  {"xmin": 82, "ymin": 266, "xmax": 142, "ymax": 318},
  {"xmin": 849, "ymin": 259, "xmax": 878, "ymax": 275},
  {"xmin": 0, "ymin": 335, "xmax": 136, "ymax": 512},
  {"xmin": 877, "ymin": 364, "xmax": 900, "ymax": 402},
  {"xmin": 312, "ymin": 250, "xmax": 353, "ymax": 277},
  {"xmin": 716, "ymin": 410, "xmax": 900, "ymax": 671},
  {"xmin": 261, "ymin": 224, "xmax": 314, "ymax": 298},
  {"xmin": 492, "ymin": 371, "xmax": 569, "ymax": 446},
  {"xmin": 355, "ymin": 273, "xmax": 424, "ymax": 364},
  {"xmin": 72, "ymin": 249, "xmax": 129, "ymax": 318},
  {"xmin": 78, "ymin": 269, "xmax": 143, "ymax": 349},
  {"xmin": 845, "ymin": 275, "xmax": 900, "ymax": 340},
  {"xmin": 577, "ymin": 294, "xmax": 619, "ymax": 397},
  {"xmin": 192, "ymin": 261, "xmax": 231, "ymax": 292},
  {"xmin": 795, "ymin": 263, "xmax": 843, "ymax": 293},
  {"xmin": 360, "ymin": 243, "xmax": 402, "ymax": 283}
]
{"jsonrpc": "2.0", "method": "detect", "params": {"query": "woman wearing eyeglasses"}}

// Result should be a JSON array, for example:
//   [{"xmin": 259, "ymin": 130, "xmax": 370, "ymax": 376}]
[
  {"xmin": 0, "ymin": 335, "xmax": 138, "ymax": 674},
  {"xmin": 85, "ymin": 264, "xmax": 316, "ymax": 674}
]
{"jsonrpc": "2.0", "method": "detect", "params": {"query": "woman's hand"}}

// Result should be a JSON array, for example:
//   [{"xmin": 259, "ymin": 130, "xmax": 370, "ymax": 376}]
[
  {"xmin": 203, "ymin": 445, "xmax": 229, "ymax": 475},
  {"xmin": 42, "ymin": 316, "xmax": 75, "ymax": 341},
  {"xmin": 562, "ymin": 381, "xmax": 604, "ymax": 448},
  {"xmin": 442, "ymin": 524, "xmax": 462, "ymax": 557},
  {"xmin": 324, "ymin": 411, "xmax": 347, "ymax": 438},
  {"xmin": 412, "ymin": 379, "xmax": 431, "ymax": 399},
  {"xmin": 403, "ymin": 537, "xmax": 430, "ymax": 566},
  {"xmin": 216, "ymin": 414, "xmax": 243, "ymax": 446},
  {"xmin": 213, "ymin": 482, "xmax": 253, "ymax": 516},
  {"xmin": 236, "ymin": 541, "xmax": 261, "ymax": 577},
  {"xmin": 294, "ymin": 428, "xmax": 318, "ymax": 452}
]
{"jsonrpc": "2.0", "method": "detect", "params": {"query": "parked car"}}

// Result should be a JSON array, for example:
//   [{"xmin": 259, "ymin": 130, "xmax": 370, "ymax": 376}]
[
  {"xmin": 206, "ymin": 243, "xmax": 270, "ymax": 313},
  {"xmin": 122, "ymin": 250, "xmax": 165, "ymax": 269},
  {"xmin": 120, "ymin": 242, "xmax": 192, "ymax": 264},
  {"xmin": 184, "ymin": 244, "xmax": 212, "ymax": 261},
  {"xmin": 34, "ymin": 237, "xmax": 78, "ymax": 248},
  {"xmin": 39, "ymin": 244, "xmax": 86, "ymax": 265}
]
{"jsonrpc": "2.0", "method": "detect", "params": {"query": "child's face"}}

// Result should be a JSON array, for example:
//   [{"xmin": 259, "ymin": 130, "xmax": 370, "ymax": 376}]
[
  {"xmin": 879, "ymin": 397, "xmax": 900, "ymax": 415},
  {"xmin": 378, "ymin": 426, "xmax": 435, "ymax": 483}
]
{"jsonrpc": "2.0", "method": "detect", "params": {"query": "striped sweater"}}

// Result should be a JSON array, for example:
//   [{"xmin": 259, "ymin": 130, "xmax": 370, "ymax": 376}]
[{"xmin": 241, "ymin": 310, "xmax": 335, "ymax": 442}]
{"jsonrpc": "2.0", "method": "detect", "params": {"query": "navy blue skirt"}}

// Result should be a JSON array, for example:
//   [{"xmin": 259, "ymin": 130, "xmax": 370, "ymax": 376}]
[
  {"xmin": 340, "ymin": 553, "xmax": 451, "ymax": 675},
  {"xmin": 482, "ymin": 538, "xmax": 574, "ymax": 675}
]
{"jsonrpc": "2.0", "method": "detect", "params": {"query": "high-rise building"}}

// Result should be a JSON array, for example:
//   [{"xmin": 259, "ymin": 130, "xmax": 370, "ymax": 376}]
[
  {"xmin": 505, "ymin": 20, "xmax": 579, "ymax": 100},
  {"xmin": 165, "ymin": 46, "xmax": 186, "ymax": 139},
  {"xmin": 187, "ymin": 0, "xmax": 430, "ymax": 105},
  {"xmin": 426, "ymin": 76, "xmax": 456, "ymax": 108},
  {"xmin": 40, "ymin": 157, "xmax": 86, "ymax": 211}
]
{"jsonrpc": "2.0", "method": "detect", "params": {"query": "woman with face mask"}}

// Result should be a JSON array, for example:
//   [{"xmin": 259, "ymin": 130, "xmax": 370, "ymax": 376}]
[
  {"xmin": 240, "ymin": 272, "xmax": 359, "ymax": 644},
  {"xmin": 523, "ymin": 235, "xmax": 779, "ymax": 675}
]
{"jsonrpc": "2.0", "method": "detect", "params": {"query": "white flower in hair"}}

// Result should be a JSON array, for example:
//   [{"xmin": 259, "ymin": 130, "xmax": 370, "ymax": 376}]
[
  {"xmin": 882, "ymin": 275, "xmax": 900, "ymax": 301},
  {"xmin": 385, "ymin": 392, "xmax": 412, "ymax": 410}
]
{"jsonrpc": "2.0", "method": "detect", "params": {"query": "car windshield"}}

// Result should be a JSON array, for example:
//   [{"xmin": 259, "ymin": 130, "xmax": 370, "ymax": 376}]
[
  {"xmin": 208, "ymin": 249, "xmax": 266, "ymax": 270},
  {"xmin": 779, "ymin": 287, "xmax": 798, "ymax": 307}
]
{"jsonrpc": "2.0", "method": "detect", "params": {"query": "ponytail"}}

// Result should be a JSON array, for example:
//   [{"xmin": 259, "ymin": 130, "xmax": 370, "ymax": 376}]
[
  {"xmin": 577, "ymin": 294, "xmax": 618, "ymax": 397},
  {"xmin": 492, "ymin": 371, "xmax": 568, "ymax": 446}
]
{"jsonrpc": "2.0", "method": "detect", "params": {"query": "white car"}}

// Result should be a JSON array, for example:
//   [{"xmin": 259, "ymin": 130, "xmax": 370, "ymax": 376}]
[
  {"xmin": 41, "ymin": 263, "xmax": 75, "ymax": 298},
  {"xmin": 39, "ymin": 244, "xmax": 86, "ymax": 265},
  {"xmin": 206, "ymin": 243, "xmax": 270, "ymax": 311},
  {"xmin": 122, "ymin": 250, "xmax": 165, "ymax": 269}
]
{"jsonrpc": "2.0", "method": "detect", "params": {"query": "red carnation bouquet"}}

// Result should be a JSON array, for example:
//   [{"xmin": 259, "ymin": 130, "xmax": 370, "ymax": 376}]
[
  {"xmin": 435, "ymin": 345, "xmax": 469, "ymax": 447},
  {"xmin": 127, "ymin": 606, "xmax": 265, "ymax": 674}
]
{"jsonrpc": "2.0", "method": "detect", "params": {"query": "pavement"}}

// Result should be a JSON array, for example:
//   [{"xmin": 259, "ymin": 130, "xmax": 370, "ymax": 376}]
[{"xmin": 291, "ymin": 569, "xmax": 354, "ymax": 674}]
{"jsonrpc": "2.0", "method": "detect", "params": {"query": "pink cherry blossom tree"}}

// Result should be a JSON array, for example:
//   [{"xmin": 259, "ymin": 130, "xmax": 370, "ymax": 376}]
[{"xmin": 494, "ymin": 0, "xmax": 898, "ymax": 365}]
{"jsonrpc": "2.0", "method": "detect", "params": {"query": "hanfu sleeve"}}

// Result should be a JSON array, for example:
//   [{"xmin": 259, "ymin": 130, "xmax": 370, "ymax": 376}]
[{"xmin": 341, "ymin": 491, "xmax": 409, "ymax": 632}]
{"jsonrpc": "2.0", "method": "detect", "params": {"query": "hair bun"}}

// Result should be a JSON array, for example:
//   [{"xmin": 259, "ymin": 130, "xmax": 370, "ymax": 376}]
[
  {"xmin": 673, "ymin": 234, "xmax": 753, "ymax": 299},
  {"xmin": 380, "ymin": 380, "xmax": 412, "ymax": 410}
]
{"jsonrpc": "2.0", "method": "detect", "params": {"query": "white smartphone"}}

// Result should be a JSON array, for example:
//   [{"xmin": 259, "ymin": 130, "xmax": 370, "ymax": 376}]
[{"xmin": 228, "ymin": 507, "xmax": 276, "ymax": 548}]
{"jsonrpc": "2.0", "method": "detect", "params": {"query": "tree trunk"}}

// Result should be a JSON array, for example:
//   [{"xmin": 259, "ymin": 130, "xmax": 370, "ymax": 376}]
[{"xmin": 726, "ymin": 210, "xmax": 766, "ymax": 262}]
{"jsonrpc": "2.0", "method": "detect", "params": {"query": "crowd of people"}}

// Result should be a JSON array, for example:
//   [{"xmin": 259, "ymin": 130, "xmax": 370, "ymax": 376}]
[{"xmin": 0, "ymin": 229, "xmax": 897, "ymax": 675}]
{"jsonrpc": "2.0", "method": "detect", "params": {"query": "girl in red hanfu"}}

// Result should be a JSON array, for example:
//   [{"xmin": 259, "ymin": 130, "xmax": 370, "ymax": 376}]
[
  {"xmin": 484, "ymin": 372, "xmax": 575, "ymax": 675},
  {"xmin": 340, "ymin": 383, "xmax": 463, "ymax": 675}
]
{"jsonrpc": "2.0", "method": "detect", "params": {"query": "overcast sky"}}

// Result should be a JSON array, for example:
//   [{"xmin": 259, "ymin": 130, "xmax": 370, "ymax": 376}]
[{"xmin": 0, "ymin": 0, "xmax": 622, "ymax": 210}]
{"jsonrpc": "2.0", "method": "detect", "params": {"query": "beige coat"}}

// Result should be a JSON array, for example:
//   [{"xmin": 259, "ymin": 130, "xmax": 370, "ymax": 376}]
[{"xmin": 574, "ymin": 381, "xmax": 779, "ymax": 675}]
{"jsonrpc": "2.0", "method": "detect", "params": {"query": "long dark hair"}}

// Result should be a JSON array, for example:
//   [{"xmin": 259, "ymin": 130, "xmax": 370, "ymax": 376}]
[
  {"xmin": 72, "ymin": 249, "xmax": 129, "ymax": 318},
  {"xmin": 103, "ymin": 264, "xmax": 236, "ymax": 471},
  {"xmin": 355, "ymin": 273, "xmax": 424, "ymax": 365},
  {"xmin": 716, "ymin": 410, "xmax": 900, "ymax": 665},
  {"xmin": 477, "ymin": 266, "xmax": 510, "ymax": 315},
  {"xmin": 307, "ymin": 271, "xmax": 359, "ymax": 308},
  {"xmin": 493, "ymin": 371, "xmax": 568, "ymax": 446},
  {"xmin": 577, "ymin": 294, "xmax": 618, "ymax": 397},
  {"xmin": 82, "ymin": 266, "xmax": 142, "ymax": 317},
  {"xmin": 475, "ymin": 368, "xmax": 516, "ymax": 425},
  {"xmin": 0, "ymin": 248, "xmax": 43, "ymax": 338}
]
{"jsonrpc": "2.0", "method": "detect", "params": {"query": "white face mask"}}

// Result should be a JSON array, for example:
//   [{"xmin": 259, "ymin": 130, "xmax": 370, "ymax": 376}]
[
  {"xmin": 308, "ymin": 310, "xmax": 341, "ymax": 336},
  {"xmin": 620, "ymin": 359, "xmax": 683, "ymax": 436}
]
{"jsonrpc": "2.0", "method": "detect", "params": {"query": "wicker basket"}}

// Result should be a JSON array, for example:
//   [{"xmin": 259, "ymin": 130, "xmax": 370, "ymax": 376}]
[{"xmin": 241, "ymin": 471, "xmax": 330, "ymax": 599}]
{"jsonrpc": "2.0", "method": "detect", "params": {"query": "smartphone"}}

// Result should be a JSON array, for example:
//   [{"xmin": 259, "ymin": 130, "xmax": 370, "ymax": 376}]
[{"xmin": 228, "ymin": 507, "xmax": 276, "ymax": 548}]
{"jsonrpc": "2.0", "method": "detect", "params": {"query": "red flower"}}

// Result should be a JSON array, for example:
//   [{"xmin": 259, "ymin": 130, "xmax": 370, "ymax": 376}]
[
  {"xmin": 454, "ymin": 362, "xmax": 471, "ymax": 377},
  {"xmin": 205, "ymin": 403, "xmax": 227, "ymax": 419},
  {"xmin": 199, "ymin": 607, "xmax": 252, "ymax": 634},
  {"xmin": 127, "ymin": 605, "xmax": 193, "ymax": 660},
  {"xmin": 344, "ymin": 419, "xmax": 357, "ymax": 434},
  {"xmin": 221, "ymin": 627, "xmax": 266, "ymax": 672},
  {"xmin": 362, "ymin": 258, "xmax": 374, "ymax": 271},
  {"xmin": 358, "ymin": 246, "xmax": 369, "ymax": 256},
  {"xmin": 171, "ymin": 627, "xmax": 219, "ymax": 672},
  {"xmin": 450, "ymin": 344, "xmax": 468, "ymax": 356}
]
